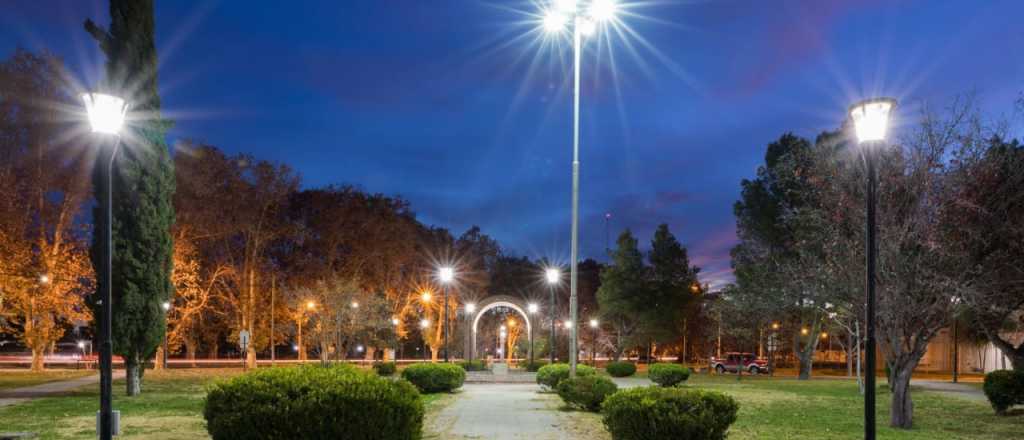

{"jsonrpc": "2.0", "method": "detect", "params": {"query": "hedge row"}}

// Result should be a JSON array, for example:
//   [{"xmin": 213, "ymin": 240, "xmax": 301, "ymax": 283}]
[
  {"xmin": 602, "ymin": 386, "xmax": 739, "ymax": 440},
  {"xmin": 536, "ymin": 363, "xmax": 596, "ymax": 389},
  {"xmin": 204, "ymin": 364, "xmax": 423, "ymax": 439},
  {"xmin": 605, "ymin": 361, "xmax": 637, "ymax": 377},
  {"xmin": 401, "ymin": 363, "xmax": 466, "ymax": 393},
  {"xmin": 648, "ymin": 363, "xmax": 691, "ymax": 387}
]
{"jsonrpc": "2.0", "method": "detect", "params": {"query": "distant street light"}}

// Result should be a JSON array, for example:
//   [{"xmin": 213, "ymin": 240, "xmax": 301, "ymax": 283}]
[
  {"xmin": 420, "ymin": 319, "xmax": 430, "ymax": 361},
  {"xmin": 39, "ymin": 274, "xmax": 50, "ymax": 284},
  {"xmin": 438, "ymin": 266, "xmax": 455, "ymax": 362},
  {"xmin": 465, "ymin": 303, "xmax": 476, "ymax": 314},
  {"xmin": 539, "ymin": 0, "xmax": 619, "ymax": 379},
  {"xmin": 83, "ymin": 91, "xmax": 127, "ymax": 440},
  {"xmin": 421, "ymin": 291, "xmax": 432, "ymax": 303},
  {"xmin": 306, "ymin": 300, "xmax": 316, "ymax": 310},
  {"xmin": 545, "ymin": 268, "xmax": 560, "ymax": 363},
  {"xmin": 589, "ymin": 319, "xmax": 599, "ymax": 365},
  {"xmin": 350, "ymin": 301, "xmax": 359, "ymax": 309},
  {"xmin": 849, "ymin": 96, "xmax": 896, "ymax": 440}
]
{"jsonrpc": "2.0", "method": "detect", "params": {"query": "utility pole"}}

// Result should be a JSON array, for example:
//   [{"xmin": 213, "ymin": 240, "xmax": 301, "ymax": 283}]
[{"xmin": 270, "ymin": 275, "xmax": 275, "ymax": 366}]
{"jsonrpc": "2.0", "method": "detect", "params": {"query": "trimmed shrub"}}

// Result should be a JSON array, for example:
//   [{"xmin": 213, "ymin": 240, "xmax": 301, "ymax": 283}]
[
  {"xmin": 602, "ymin": 386, "xmax": 739, "ymax": 440},
  {"xmin": 373, "ymin": 361, "xmax": 397, "ymax": 376},
  {"xmin": 204, "ymin": 364, "xmax": 423, "ymax": 439},
  {"xmin": 536, "ymin": 363, "xmax": 596, "ymax": 389},
  {"xmin": 524, "ymin": 360, "xmax": 548, "ymax": 372},
  {"xmin": 983, "ymin": 369, "xmax": 1024, "ymax": 415},
  {"xmin": 605, "ymin": 361, "xmax": 637, "ymax": 377},
  {"xmin": 557, "ymin": 375, "xmax": 618, "ymax": 411},
  {"xmin": 401, "ymin": 363, "xmax": 466, "ymax": 393},
  {"xmin": 457, "ymin": 360, "xmax": 487, "ymax": 371},
  {"xmin": 649, "ymin": 363, "xmax": 691, "ymax": 387}
]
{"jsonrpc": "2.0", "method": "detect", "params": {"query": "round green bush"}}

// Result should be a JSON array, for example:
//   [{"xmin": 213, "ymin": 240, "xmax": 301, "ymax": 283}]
[
  {"xmin": 524, "ymin": 360, "xmax": 548, "ymax": 372},
  {"xmin": 372, "ymin": 361, "xmax": 397, "ymax": 376},
  {"xmin": 204, "ymin": 364, "xmax": 423, "ymax": 439},
  {"xmin": 602, "ymin": 386, "xmax": 739, "ymax": 440},
  {"xmin": 401, "ymin": 363, "xmax": 466, "ymax": 393},
  {"xmin": 457, "ymin": 360, "xmax": 487, "ymax": 371},
  {"xmin": 536, "ymin": 363, "xmax": 596, "ymax": 389},
  {"xmin": 605, "ymin": 361, "xmax": 637, "ymax": 377},
  {"xmin": 648, "ymin": 363, "xmax": 691, "ymax": 387},
  {"xmin": 983, "ymin": 369, "xmax": 1024, "ymax": 415},
  {"xmin": 556, "ymin": 375, "xmax": 618, "ymax": 411}
]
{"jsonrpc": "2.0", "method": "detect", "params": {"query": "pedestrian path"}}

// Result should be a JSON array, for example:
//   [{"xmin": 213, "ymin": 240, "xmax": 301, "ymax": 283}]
[
  {"xmin": 0, "ymin": 371, "xmax": 124, "ymax": 408},
  {"xmin": 913, "ymin": 380, "xmax": 986, "ymax": 402},
  {"xmin": 427, "ymin": 383, "xmax": 601, "ymax": 439}
]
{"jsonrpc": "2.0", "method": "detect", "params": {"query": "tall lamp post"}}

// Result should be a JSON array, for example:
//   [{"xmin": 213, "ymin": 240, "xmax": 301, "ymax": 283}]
[
  {"xmin": 849, "ymin": 97, "xmax": 896, "ymax": 440},
  {"xmin": 465, "ymin": 303, "xmax": 477, "ymax": 363},
  {"xmin": 161, "ymin": 301, "xmax": 171, "ymax": 369},
  {"xmin": 438, "ymin": 267, "xmax": 455, "ymax": 362},
  {"xmin": 545, "ymin": 268, "xmax": 560, "ymax": 363},
  {"xmin": 541, "ymin": 0, "xmax": 618, "ymax": 378},
  {"xmin": 528, "ymin": 303, "xmax": 538, "ymax": 365},
  {"xmin": 589, "ymin": 319, "xmax": 599, "ymax": 365},
  {"xmin": 391, "ymin": 318, "xmax": 401, "ymax": 361},
  {"xmin": 83, "ymin": 92, "xmax": 127, "ymax": 440},
  {"xmin": 420, "ymin": 319, "xmax": 431, "ymax": 361}
]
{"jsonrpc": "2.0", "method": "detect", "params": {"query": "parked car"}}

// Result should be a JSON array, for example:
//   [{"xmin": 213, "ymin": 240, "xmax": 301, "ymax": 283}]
[{"xmin": 710, "ymin": 352, "xmax": 769, "ymax": 374}]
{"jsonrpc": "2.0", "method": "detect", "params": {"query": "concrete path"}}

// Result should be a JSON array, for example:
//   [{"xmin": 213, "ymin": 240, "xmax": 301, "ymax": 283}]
[
  {"xmin": 913, "ymin": 380, "xmax": 986, "ymax": 402},
  {"xmin": 0, "ymin": 371, "xmax": 125, "ymax": 408},
  {"xmin": 427, "ymin": 383, "xmax": 601, "ymax": 440}
]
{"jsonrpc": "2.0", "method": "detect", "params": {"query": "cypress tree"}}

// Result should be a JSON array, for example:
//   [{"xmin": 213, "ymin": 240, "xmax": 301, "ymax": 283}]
[{"xmin": 85, "ymin": 0, "xmax": 175, "ymax": 396}]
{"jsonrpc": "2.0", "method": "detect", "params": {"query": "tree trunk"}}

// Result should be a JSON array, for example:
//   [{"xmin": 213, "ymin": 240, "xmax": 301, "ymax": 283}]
[
  {"xmin": 30, "ymin": 347, "xmax": 45, "ymax": 372},
  {"xmin": 185, "ymin": 340, "xmax": 197, "ymax": 367},
  {"xmin": 208, "ymin": 341, "xmax": 219, "ymax": 360},
  {"xmin": 126, "ymin": 356, "xmax": 142, "ymax": 396},
  {"xmin": 430, "ymin": 344, "xmax": 439, "ymax": 362},
  {"xmin": 889, "ymin": 362, "xmax": 916, "ymax": 429},
  {"xmin": 246, "ymin": 346, "xmax": 256, "ymax": 369},
  {"xmin": 988, "ymin": 336, "xmax": 1024, "ymax": 371}
]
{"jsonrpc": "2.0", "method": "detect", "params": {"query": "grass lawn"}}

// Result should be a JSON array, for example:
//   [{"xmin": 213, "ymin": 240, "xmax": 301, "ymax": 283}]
[
  {"xmin": 0, "ymin": 370, "xmax": 94, "ymax": 391},
  {"xmin": 570, "ymin": 374, "xmax": 1022, "ymax": 440},
  {"xmin": 0, "ymin": 368, "xmax": 449, "ymax": 439}
]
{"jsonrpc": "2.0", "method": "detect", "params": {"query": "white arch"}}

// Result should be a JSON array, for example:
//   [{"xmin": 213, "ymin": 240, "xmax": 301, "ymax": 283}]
[{"xmin": 469, "ymin": 299, "xmax": 532, "ymax": 362}]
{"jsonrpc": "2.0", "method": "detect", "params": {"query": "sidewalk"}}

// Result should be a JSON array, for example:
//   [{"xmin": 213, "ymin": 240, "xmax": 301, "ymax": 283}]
[{"xmin": 0, "ymin": 371, "xmax": 125, "ymax": 408}]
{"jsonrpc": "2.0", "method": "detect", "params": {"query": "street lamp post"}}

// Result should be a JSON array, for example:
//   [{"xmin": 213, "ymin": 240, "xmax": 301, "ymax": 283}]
[
  {"xmin": 528, "ymin": 303, "xmax": 538, "ymax": 365},
  {"xmin": 545, "ymin": 268, "xmax": 560, "ymax": 364},
  {"xmin": 420, "ymin": 319, "xmax": 431, "ymax": 361},
  {"xmin": 465, "ymin": 303, "xmax": 477, "ymax": 363},
  {"xmin": 391, "ymin": 318, "xmax": 401, "ymax": 361},
  {"xmin": 541, "ymin": 0, "xmax": 618, "ymax": 378},
  {"xmin": 83, "ymin": 92, "xmax": 127, "ymax": 440},
  {"xmin": 161, "ymin": 301, "xmax": 170, "ymax": 369},
  {"xmin": 589, "ymin": 319, "xmax": 599, "ymax": 366},
  {"xmin": 439, "ymin": 267, "xmax": 455, "ymax": 362},
  {"xmin": 849, "ymin": 97, "xmax": 896, "ymax": 440}
]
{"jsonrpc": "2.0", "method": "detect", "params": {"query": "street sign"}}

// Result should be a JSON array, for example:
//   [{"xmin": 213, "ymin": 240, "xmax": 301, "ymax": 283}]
[{"xmin": 239, "ymin": 330, "xmax": 250, "ymax": 349}]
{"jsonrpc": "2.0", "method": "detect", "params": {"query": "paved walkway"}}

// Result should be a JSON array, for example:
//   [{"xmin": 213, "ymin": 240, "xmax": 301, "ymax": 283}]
[
  {"xmin": 0, "ymin": 371, "xmax": 124, "ymax": 408},
  {"xmin": 427, "ymin": 383, "xmax": 602, "ymax": 440},
  {"xmin": 913, "ymin": 380, "xmax": 986, "ymax": 402}
]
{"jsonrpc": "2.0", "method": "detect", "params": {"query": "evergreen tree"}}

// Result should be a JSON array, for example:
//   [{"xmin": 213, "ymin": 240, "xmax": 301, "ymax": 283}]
[
  {"xmin": 597, "ymin": 230, "xmax": 647, "ymax": 359},
  {"xmin": 646, "ymin": 224, "xmax": 700, "ymax": 353},
  {"xmin": 85, "ymin": 0, "xmax": 175, "ymax": 395}
]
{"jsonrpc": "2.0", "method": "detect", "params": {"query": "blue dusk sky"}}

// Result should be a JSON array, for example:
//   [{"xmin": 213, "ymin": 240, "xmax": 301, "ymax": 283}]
[{"xmin": 2, "ymin": 0, "xmax": 1022, "ymax": 289}]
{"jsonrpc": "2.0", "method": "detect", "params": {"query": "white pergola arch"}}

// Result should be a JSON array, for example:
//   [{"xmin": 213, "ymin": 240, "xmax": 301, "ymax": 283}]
[{"xmin": 466, "ymin": 295, "xmax": 533, "ymax": 362}]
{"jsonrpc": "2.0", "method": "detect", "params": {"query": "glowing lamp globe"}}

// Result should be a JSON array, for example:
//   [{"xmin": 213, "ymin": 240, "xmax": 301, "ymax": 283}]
[
  {"xmin": 589, "ymin": 319, "xmax": 599, "ymax": 328},
  {"xmin": 465, "ymin": 303, "xmax": 476, "ymax": 313},
  {"xmin": 543, "ymin": 10, "xmax": 566, "ymax": 33},
  {"xmin": 420, "ymin": 319, "xmax": 430, "ymax": 329},
  {"xmin": 849, "ymin": 98, "xmax": 896, "ymax": 144},
  {"xmin": 528, "ymin": 303, "xmax": 539, "ymax": 314},
  {"xmin": 439, "ymin": 266, "xmax": 455, "ymax": 283},
  {"xmin": 391, "ymin": 318, "xmax": 400, "ymax": 326},
  {"xmin": 564, "ymin": 320, "xmax": 574, "ymax": 329},
  {"xmin": 82, "ymin": 93, "xmax": 127, "ymax": 135},
  {"xmin": 161, "ymin": 301, "xmax": 170, "ymax": 311},
  {"xmin": 555, "ymin": 0, "xmax": 577, "ymax": 14},
  {"xmin": 545, "ymin": 268, "xmax": 560, "ymax": 284},
  {"xmin": 590, "ymin": 0, "xmax": 617, "ymax": 21},
  {"xmin": 578, "ymin": 18, "xmax": 596, "ymax": 36}
]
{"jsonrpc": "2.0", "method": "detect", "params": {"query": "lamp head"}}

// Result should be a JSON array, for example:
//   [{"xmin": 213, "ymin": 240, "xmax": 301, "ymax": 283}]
[
  {"xmin": 306, "ymin": 300, "xmax": 316, "ymax": 310},
  {"xmin": 545, "ymin": 268, "xmax": 561, "ymax": 285},
  {"xmin": 438, "ymin": 266, "xmax": 455, "ymax": 283},
  {"xmin": 528, "ymin": 303, "xmax": 539, "ymax": 314},
  {"xmin": 421, "ymin": 291, "xmax": 432, "ymax": 302},
  {"xmin": 162, "ymin": 301, "xmax": 171, "ymax": 311},
  {"xmin": 420, "ymin": 319, "xmax": 430, "ymax": 329},
  {"xmin": 465, "ymin": 303, "xmax": 476, "ymax": 313},
  {"xmin": 350, "ymin": 301, "xmax": 359, "ymax": 309},
  {"xmin": 82, "ymin": 93, "xmax": 128, "ymax": 135},
  {"xmin": 849, "ymin": 98, "xmax": 896, "ymax": 144},
  {"xmin": 589, "ymin": 319, "xmax": 599, "ymax": 328},
  {"xmin": 391, "ymin": 318, "xmax": 400, "ymax": 326},
  {"xmin": 564, "ymin": 320, "xmax": 574, "ymax": 329},
  {"xmin": 590, "ymin": 0, "xmax": 617, "ymax": 22}
]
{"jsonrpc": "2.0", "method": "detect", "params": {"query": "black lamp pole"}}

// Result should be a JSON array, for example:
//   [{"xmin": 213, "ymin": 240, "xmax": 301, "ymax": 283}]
[{"xmin": 864, "ymin": 146, "xmax": 878, "ymax": 440}]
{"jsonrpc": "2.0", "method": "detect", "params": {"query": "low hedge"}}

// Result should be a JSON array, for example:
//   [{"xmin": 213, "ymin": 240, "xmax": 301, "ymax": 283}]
[
  {"xmin": 557, "ymin": 375, "xmax": 618, "ymax": 411},
  {"xmin": 204, "ymin": 364, "xmax": 423, "ymax": 439},
  {"xmin": 457, "ymin": 360, "xmax": 487, "ymax": 371},
  {"xmin": 602, "ymin": 386, "xmax": 739, "ymax": 440},
  {"xmin": 605, "ymin": 361, "xmax": 637, "ymax": 377},
  {"xmin": 373, "ymin": 361, "xmax": 397, "ymax": 376},
  {"xmin": 401, "ymin": 363, "xmax": 466, "ymax": 393},
  {"xmin": 648, "ymin": 363, "xmax": 691, "ymax": 387},
  {"xmin": 536, "ymin": 363, "xmax": 596, "ymax": 389},
  {"xmin": 524, "ymin": 360, "xmax": 548, "ymax": 372},
  {"xmin": 983, "ymin": 369, "xmax": 1024, "ymax": 415}
]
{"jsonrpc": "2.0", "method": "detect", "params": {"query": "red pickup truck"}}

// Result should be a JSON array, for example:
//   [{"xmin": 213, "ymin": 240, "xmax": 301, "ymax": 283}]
[{"xmin": 710, "ymin": 352, "xmax": 769, "ymax": 374}]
